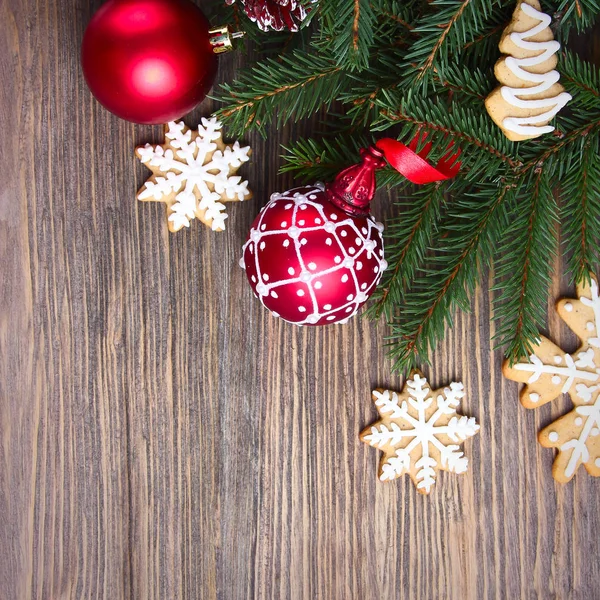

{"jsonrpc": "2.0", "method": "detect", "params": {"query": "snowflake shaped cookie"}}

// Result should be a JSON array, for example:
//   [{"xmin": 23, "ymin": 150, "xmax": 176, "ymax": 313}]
[
  {"xmin": 135, "ymin": 117, "xmax": 252, "ymax": 233},
  {"xmin": 503, "ymin": 275, "xmax": 600, "ymax": 483},
  {"xmin": 360, "ymin": 372, "xmax": 480, "ymax": 494}
]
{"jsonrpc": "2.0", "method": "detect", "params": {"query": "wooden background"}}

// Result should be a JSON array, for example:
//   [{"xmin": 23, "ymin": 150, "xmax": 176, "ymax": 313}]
[{"xmin": 1, "ymin": 1, "xmax": 599, "ymax": 598}]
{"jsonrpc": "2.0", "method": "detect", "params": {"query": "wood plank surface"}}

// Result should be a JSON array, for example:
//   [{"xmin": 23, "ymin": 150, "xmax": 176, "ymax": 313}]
[{"xmin": 1, "ymin": 1, "xmax": 599, "ymax": 598}]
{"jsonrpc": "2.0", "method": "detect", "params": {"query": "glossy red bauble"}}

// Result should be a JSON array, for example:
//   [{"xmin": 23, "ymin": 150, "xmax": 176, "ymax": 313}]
[
  {"xmin": 241, "ymin": 184, "xmax": 387, "ymax": 326},
  {"xmin": 81, "ymin": 0, "xmax": 217, "ymax": 124}
]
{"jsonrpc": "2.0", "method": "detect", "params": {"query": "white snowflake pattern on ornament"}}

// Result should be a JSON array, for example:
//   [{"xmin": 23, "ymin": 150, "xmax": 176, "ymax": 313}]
[
  {"xmin": 135, "ymin": 117, "xmax": 251, "ymax": 233},
  {"xmin": 503, "ymin": 275, "xmax": 600, "ymax": 483},
  {"xmin": 240, "ymin": 184, "xmax": 387, "ymax": 325}
]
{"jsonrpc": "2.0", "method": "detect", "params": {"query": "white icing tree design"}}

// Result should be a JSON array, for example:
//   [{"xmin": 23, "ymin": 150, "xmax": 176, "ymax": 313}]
[
  {"xmin": 485, "ymin": 0, "xmax": 571, "ymax": 141},
  {"xmin": 503, "ymin": 276, "xmax": 600, "ymax": 483},
  {"xmin": 135, "ymin": 117, "xmax": 252, "ymax": 233},
  {"xmin": 360, "ymin": 372, "xmax": 480, "ymax": 494}
]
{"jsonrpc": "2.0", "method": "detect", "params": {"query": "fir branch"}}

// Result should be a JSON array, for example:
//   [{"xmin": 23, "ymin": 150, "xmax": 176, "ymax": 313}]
[
  {"xmin": 554, "ymin": 0, "xmax": 600, "ymax": 35},
  {"xmin": 213, "ymin": 49, "xmax": 344, "ymax": 136},
  {"xmin": 427, "ymin": 64, "xmax": 491, "ymax": 101},
  {"xmin": 493, "ymin": 172, "xmax": 558, "ymax": 363},
  {"xmin": 386, "ymin": 182, "xmax": 514, "ymax": 372},
  {"xmin": 371, "ymin": 0, "xmax": 418, "ymax": 34},
  {"xmin": 280, "ymin": 136, "xmax": 362, "ymax": 180},
  {"xmin": 462, "ymin": 21, "xmax": 504, "ymax": 49},
  {"xmin": 216, "ymin": 0, "xmax": 600, "ymax": 372},
  {"xmin": 280, "ymin": 135, "xmax": 412, "ymax": 188},
  {"xmin": 560, "ymin": 134, "xmax": 600, "ymax": 284},
  {"xmin": 459, "ymin": 4, "xmax": 514, "ymax": 66},
  {"xmin": 560, "ymin": 50, "xmax": 600, "ymax": 110},
  {"xmin": 401, "ymin": 0, "xmax": 497, "ymax": 90},
  {"xmin": 377, "ymin": 95, "xmax": 522, "ymax": 173},
  {"xmin": 519, "ymin": 116, "xmax": 600, "ymax": 175},
  {"xmin": 320, "ymin": 0, "xmax": 376, "ymax": 70},
  {"xmin": 366, "ymin": 183, "xmax": 447, "ymax": 320}
]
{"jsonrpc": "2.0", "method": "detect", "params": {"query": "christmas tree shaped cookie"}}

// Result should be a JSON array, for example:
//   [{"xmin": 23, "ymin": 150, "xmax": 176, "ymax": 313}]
[
  {"xmin": 136, "ymin": 117, "xmax": 252, "ymax": 233},
  {"xmin": 485, "ymin": 0, "xmax": 571, "ymax": 141},
  {"xmin": 503, "ymin": 276, "xmax": 600, "ymax": 483},
  {"xmin": 360, "ymin": 372, "xmax": 480, "ymax": 494}
]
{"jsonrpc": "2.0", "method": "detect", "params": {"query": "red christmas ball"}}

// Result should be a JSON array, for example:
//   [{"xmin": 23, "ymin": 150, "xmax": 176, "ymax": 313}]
[
  {"xmin": 81, "ymin": 0, "xmax": 217, "ymax": 124},
  {"xmin": 241, "ymin": 184, "xmax": 387, "ymax": 325}
]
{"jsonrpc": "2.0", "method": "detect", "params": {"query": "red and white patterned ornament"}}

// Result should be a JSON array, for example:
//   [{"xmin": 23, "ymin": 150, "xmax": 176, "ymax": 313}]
[
  {"xmin": 241, "ymin": 136, "xmax": 461, "ymax": 326},
  {"xmin": 240, "ymin": 183, "xmax": 387, "ymax": 325}
]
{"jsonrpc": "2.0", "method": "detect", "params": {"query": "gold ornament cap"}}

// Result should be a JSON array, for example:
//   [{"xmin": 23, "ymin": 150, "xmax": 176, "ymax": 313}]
[{"xmin": 209, "ymin": 26, "xmax": 245, "ymax": 54}]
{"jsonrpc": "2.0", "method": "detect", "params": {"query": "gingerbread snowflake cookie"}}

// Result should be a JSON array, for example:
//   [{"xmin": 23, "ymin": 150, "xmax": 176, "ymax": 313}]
[
  {"xmin": 503, "ymin": 275, "xmax": 600, "ymax": 483},
  {"xmin": 485, "ymin": 0, "xmax": 571, "ymax": 141},
  {"xmin": 360, "ymin": 372, "xmax": 480, "ymax": 494},
  {"xmin": 136, "ymin": 117, "xmax": 252, "ymax": 233}
]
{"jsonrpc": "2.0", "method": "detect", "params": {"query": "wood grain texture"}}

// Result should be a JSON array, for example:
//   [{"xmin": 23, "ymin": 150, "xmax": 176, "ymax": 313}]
[{"xmin": 1, "ymin": 1, "xmax": 599, "ymax": 598}]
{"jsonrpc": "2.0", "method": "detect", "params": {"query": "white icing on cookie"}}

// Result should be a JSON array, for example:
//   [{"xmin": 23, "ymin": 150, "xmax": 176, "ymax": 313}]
[
  {"xmin": 362, "ymin": 375, "xmax": 479, "ymax": 493},
  {"xmin": 137, "ymin": 118, "xmax": 251, "ymax": 231},
  {"xmin": 500, "ymin": 2, "xmax": 572, "ymax": 136},
  {"xmin": 508, "ymin": 278, "xmax": 600, "ymax": 481},
  {"xmin": 514, "ymin": 352, "xmax": 599, "ymax": 393},
  {"xmin": 561, "ymin": 396, "xmax": 600, "ymax": 477}
]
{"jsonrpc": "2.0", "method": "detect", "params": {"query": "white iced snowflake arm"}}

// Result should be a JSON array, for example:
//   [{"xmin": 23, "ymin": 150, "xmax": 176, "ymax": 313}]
[
  {"xmin": 407, "ymin": 374, "xmax": 429, "ymax": 398},
  {"xmin": 168, "ymin": 206, "xmax": 192, "ymax": 229},
  {"xmin": 138, "ymin": 144, "xmax": 157, "ymax": 163},
  {"xmin": 575, "ymin": 383, "xmax": 600, "ymax": 403},
  {"xmin": 139, "ymin": 176, "xmax": 177, "ymax": 200},
  {"xmin": 213, "ymin": 175, "xmax": 250, "ymax": 201},
  {"xmin": 380, "ymin": 449, "xmax": 411, "ymax": 481},
  {"xmin": 515, "ymin": 354, "xmax": 546, "ymax": 383},
  {"xmin": 139, "ymin": 145, "xmax": 185, "ymax": 175},
  {"xmin": 210, "ymin": 213, "xmax": 228, "ymax": 231},
  {"xmin": 171, "ymin": 190, "xmax": 197, "ymax": 218},
  {"xmin": 165, "ymin": 120, "xmax": 192, "ymax": 148},
  {"xmin": 435, "ymin": 383, "xmax": 465, "ymax": 413},
  {"xmin": 206, "ymin": 205, "xmax": 228, "ymax": 231},
  {"xmin": 407, "ymin": 374, "xmax": 432, "ymax": 411},
  {"xmin": 415, "ymin": 456, "xmax": 437, "ymax": 493},
  {"xmin": 373, "ymin": 390, "xmax": 408, "ymax": 419},
  {"xmin": 579, "ymin": 279, "xmax": 600, "ymax": 348},
  {"xmin": 561, "ymin": 438, "xmax": 590, "ymax": 469},
  {"xmin": 198, "ymin": 116, "xmax": 223, "ymax": 143},
  {"xmin": 223, "ymin": 142, "xmax": 251, "ymax": 168},
  {"xmin": 515, "ymin": 352, "xmax": 599, "ymax": 392},
  {"xmin": 443, "ymin": 382, "xmax": 464, "ymax": 406},
  {"xmin": 439, "ymin": 445, "xmax": 469, "ymax": 473},
  {"xmin": 364, "ymin": 422, "xmax": 405, "ymax": 448},
  {"xmin": 446, "ymin": 415, "xmax": 480, "ymax": 442},
  {"xmin": 196, "ymin": 191, "xmax": 229, "ymax": 230}
]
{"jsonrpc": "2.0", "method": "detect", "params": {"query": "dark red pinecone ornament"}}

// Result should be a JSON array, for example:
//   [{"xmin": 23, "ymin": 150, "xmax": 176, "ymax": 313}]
[{"xmin": 226, "ymin": 0, "xmax": 316, "ymax": 31}]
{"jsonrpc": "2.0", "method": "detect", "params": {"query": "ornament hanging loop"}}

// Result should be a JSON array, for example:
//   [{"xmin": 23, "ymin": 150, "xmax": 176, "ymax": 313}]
[{"xmin": 326, "ymin": 146, "xmax": 387, "ymax": 217}]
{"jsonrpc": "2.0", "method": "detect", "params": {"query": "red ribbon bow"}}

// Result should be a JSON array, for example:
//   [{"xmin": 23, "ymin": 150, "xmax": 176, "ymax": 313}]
[
  {"xmin": 376, "ymin": 134, "xmax": 461, "ymax": 185},
  {"xmin": 326, "ymin": 133, "xmax": 461, "ymax": 217}
]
